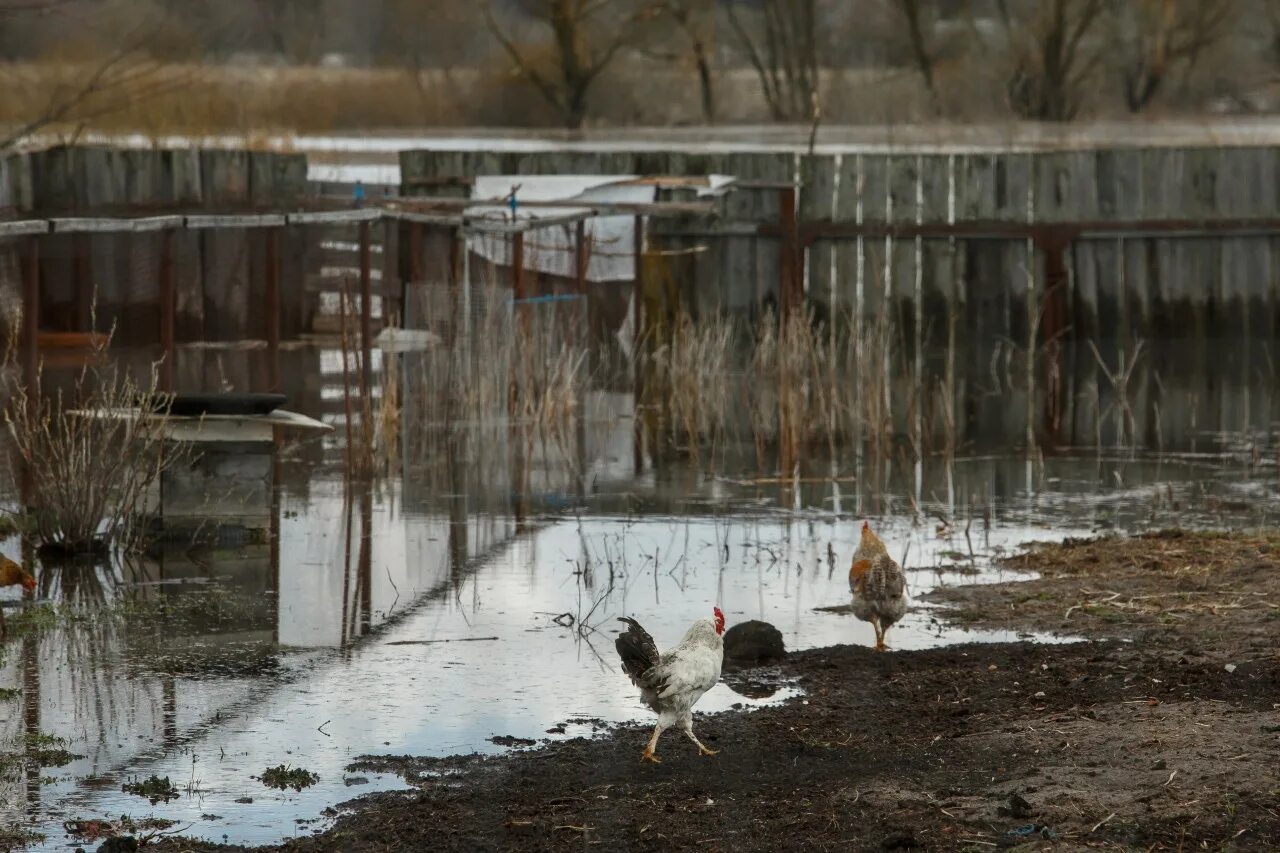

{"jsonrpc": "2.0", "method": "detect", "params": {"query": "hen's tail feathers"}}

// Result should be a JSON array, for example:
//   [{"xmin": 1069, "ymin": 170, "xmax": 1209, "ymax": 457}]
[{"xmin": 615, "ymin": 617, "xmax": 660, "ymax": 681}]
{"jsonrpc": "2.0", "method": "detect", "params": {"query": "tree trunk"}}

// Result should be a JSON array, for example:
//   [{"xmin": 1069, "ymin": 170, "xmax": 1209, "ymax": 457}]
[
  {"xmin": 692, "ymin": 38, "xmax": 715, "ymax": 122},
  {"xmin": 899, "ymin": 0, "xmax": 936, "ymax": 95}
]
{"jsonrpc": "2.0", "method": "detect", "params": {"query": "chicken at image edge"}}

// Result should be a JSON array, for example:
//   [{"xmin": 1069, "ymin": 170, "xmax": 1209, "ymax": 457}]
[
  {"xmin": 849, "ymin": 521, "xmax": 908, "ymax": 651},
  {"xmin": 614, "ymin": 606, "xmax": 725, "ymax": 763},
  {"xmin": 0, "ymin": 555, "xmax": 36, "ymax": 638}
]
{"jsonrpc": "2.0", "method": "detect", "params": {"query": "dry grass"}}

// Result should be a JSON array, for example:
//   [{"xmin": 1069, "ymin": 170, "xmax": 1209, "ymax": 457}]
[
  {"xmin": 404, "ymin": 280, "xmax": 591, "ymax": 492},
  {"xmin": 649, "ymin": 310, "xmax": 735, "ymax": 463},
  {"xmin": 0, "ymin": 61, "xmax": 549, "ymax": 140},
  {"xmin": 3, "ymin": 340, "xmax": 182, "ymax": 554}
]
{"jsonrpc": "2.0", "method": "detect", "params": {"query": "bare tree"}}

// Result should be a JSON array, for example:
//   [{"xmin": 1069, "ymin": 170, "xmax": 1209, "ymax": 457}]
[
  {"xmin": 725, "ymin": 0, "xmax": 819, "ymax": 122},
  {"xmin": 894, "ymin": 0, "xmax": 939, "ymax": 98},
  {"xmin": 646, "ymin": 0, "xmax": 717, "ymax": 122},
  {"xmin": 1109, "ymin": 0, "xmax": 1231, "ymax": 113},
  {"xmin": 992, "ymin": 0, "xmax": 1108, "ymax": 121},
  {"xmin": 482, "ymin": 0, "xmax": 654, "ymax": 129}
]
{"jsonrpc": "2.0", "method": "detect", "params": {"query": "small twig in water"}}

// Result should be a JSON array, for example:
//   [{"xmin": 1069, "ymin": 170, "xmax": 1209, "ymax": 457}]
[{"xmin": 385, "ymin": 637, "xmax": 500, "ymax": 645}]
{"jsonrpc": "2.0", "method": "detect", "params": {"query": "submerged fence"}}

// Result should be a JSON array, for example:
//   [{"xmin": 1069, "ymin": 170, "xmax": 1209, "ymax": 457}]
[{"xmin": 4, "ymin": 141, "xmax": 1279, "ymax": 483}]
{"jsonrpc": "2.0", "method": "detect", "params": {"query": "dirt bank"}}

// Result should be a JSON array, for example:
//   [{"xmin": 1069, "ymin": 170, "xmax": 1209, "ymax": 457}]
[
  {"xmin": 151, "ymin": 531, "xmax": 1280, "ymax": 852},
  {"xmin": 928, "ymin": 529, "xmax": 1280, "ymax": 660}
]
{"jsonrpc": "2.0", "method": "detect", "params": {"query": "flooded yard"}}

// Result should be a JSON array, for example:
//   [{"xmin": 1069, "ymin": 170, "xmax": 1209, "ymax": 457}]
[
  {"xmin": 0, "ymin": 334, "xmax": 1277, "ymax": 849},
  {"xmin": 0, "ymin": 307, "xmax": 1269, "ymax": 853}
]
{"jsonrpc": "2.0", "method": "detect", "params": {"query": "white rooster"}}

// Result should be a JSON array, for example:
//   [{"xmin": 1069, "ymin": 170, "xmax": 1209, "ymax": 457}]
[{"xmin": 614, "ymin": 607, "xmax": 725, "ymax": 763}]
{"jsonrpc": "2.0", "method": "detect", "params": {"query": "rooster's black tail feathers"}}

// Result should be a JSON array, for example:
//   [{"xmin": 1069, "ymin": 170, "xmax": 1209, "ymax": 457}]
[{"xmin": 615, "ymin": 617, "xmax": 660, "ymax": 681}]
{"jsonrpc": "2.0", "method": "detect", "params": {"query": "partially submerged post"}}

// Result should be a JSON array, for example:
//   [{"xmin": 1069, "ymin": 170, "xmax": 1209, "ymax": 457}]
[
  {"xmin": 158, "ymin": 228, "xmax": 176, "ymax": 393},
  {"xmin": 510, "ymin": 230, "xmax": 527, "ymax": 527},
  {"xmin": 21, "ymin": 236, "xmax": 39, "ymax": 408},
  {"xmin": 265, "ymin": 226, "xmax": 282, "ymax": 393},
  {"xmin": 574, "ymin": 220, "xmax": 589, "ymax": 497},
  {"xmin": 20, "ymin": 235, "xmax": 39, "ymax": 506},
  {"xmin": 632, "ymin": 214, "xmax": 645, "ymax": 476},
  {"xmin": 358, "ymin": 221, "xmax": 373, "ymax": 396}
]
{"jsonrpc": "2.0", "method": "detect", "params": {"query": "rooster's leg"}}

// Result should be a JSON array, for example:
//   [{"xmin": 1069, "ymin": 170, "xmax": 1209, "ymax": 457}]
[
  {"xmin": 641, "ymin": 724, "xmax": 664, "ymax": 763},
  {"xmin": 872, "ymin": 617, "xmax": 886, "ymax": 652},
  {"xmin": 681, "ymin": 719, "xmax": 718, "ymax": 756}
]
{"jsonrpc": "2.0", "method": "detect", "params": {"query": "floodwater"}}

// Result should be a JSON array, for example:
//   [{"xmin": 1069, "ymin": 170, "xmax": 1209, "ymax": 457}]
[{"xmin": 1, "ymin": 341, "xmax": 1278, "ymax": 849}]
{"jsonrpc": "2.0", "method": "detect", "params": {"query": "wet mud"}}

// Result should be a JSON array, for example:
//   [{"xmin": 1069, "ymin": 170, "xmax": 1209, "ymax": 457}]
[{"xmin": 149, "ymin": 531, "xmax": 1280, "ymax": 852}]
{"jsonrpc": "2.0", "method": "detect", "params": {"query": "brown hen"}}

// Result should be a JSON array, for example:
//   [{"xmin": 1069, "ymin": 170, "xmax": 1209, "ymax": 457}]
[
  {"xmin": 0, "ymin": 555, "xmax": 35, "ymax": 638},
  {"xmin": 849, "ymin": 522, "xmax": 908, "ymax": 652}
]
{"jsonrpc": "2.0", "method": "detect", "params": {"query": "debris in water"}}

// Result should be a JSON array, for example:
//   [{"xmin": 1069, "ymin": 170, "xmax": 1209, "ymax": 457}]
[
  {"xmin": 1, "ymin": 733, "xmax": 83, "ymax": 773},
  {"xmin": 256, "ymin": 765, "xmax": 320, "ymax": 791},
  {"xmin": 120, "ymin": 775, "xmax": 180, "ymax": 804},
  {"xmin": 489, "ymin": 735, "xmax": 537, "ymax": 748}
]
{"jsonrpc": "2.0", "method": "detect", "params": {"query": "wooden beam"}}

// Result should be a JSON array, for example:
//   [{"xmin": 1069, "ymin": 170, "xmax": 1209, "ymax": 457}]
[
  {"xmin": 266, "ymin": 226, "xmax": 281, "ymax": 392},
  {"xmin": 73, "ymin": 233, "xmax": 92, "ymax": 332},
  {"xmin": 158, "ymin": 229, "xmax": 176, "ymax": 393},
  {"xmin": 632, "ymin": 215, "xmax": 644, "ymax": 476},
  {"xmin": 184, "ymin": 214, "xmax": 287, "ymax": 230},
  {"xmin": 21, "ymin": 236, "xmax": 39, "ymax": 403},
  {"xmin": 359, "ymin": 220, "xmax": 373, "ymax": 394},
  {"xmin": 779, "ymin": 186, "xmax": 800, "ymax": 322},
  {"xmin": 0, "ymin": 221, "xmax": 47, "ymax": 237},
  {"xmin": 287, "ymin": 209, "xmax": 382, "ymax": 226},
  {"xmin": 52, "ymin": 216, "xmax": 183, "ymax": 233},
  {"xmin": 509, "ymin": 231, "xmax": 526, "ymax": 421}
]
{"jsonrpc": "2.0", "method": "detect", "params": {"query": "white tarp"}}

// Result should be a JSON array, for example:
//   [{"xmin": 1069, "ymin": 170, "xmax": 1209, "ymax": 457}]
[{"xmin": 466, "ymin": 175, "xmax": 656, "ymax": 283}]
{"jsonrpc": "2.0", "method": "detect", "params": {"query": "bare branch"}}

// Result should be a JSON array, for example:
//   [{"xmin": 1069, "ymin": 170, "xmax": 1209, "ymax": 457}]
[{"xmin": 481, "ymin": 0, "xmax": 568, "ymax": 117}]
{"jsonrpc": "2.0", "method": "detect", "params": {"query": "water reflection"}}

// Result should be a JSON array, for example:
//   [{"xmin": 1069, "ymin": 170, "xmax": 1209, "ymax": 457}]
[{"xmin": 0, "ymin": 339, "xmax": 1277, "ymax": 848}]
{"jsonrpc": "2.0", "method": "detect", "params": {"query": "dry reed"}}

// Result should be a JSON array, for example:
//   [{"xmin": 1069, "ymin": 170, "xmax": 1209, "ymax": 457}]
[{"xmin": 3, "ymin": 340, "xmax": 182, "ymax": 555}]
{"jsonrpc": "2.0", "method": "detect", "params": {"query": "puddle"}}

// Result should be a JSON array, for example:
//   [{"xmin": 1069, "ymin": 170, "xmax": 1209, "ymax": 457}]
[
  {"xmin": 1, "ymin": 341, "xmax": 1278, "ymax": 848},
  {"xmin": 0, "ymin": 492, "xmax": 1254, "ymax": 849}
]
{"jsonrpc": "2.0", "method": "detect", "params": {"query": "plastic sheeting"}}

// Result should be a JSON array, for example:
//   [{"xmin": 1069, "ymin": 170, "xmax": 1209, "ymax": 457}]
[{"xmin": 466, "ymin": 175, "xmax": 656, "ymax": 283}]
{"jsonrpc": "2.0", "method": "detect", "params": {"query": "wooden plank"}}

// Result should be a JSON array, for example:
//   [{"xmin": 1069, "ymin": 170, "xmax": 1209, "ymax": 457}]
[
  {"xmin": 800, "ymin": 153, "xmax": 836, "ymax": 310},
  {"xmin": 266, "ymin": 227, "xmax": 281, "ymax": 391},
  {"xmin": 199, "ymin": 150, "xmax": 250, "ymax": 207},
  {"xmin": 52, "ymin": 215, "xmax": 184, "ymax": 233},
  {"xmin": 287, "ymin": 208, "xmax": 383, "ymax": 225},
  {"xmin": 171, "ymin": 149, "xmax": 202, "ymax": 205},
  {"xmin": 175, "ymin": 230, "xmax": 205, "ymax": 341},
  {"xmin": 22, "ymin": 236, "xmax": 38, "ymax": 400},
  {"xmin": 359, "ymin": 221, "xmax": 373, "ymax": 393},
  {"xmin": 159, "ymin": 229, "xmax": 176, "ymax": 392},
  {"xmin": 186, "ymin": 214, "xmax": 287, "ymax": 230},
  {"xmin": 0, "ymin": 220, "xmax": 48, "ymax": 236}
]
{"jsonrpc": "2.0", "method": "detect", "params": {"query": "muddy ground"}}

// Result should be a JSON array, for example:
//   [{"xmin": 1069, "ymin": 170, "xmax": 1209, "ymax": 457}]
[{"xmin": 148, "ymin": 530, "xmax": 1279, "ymax": 852}]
